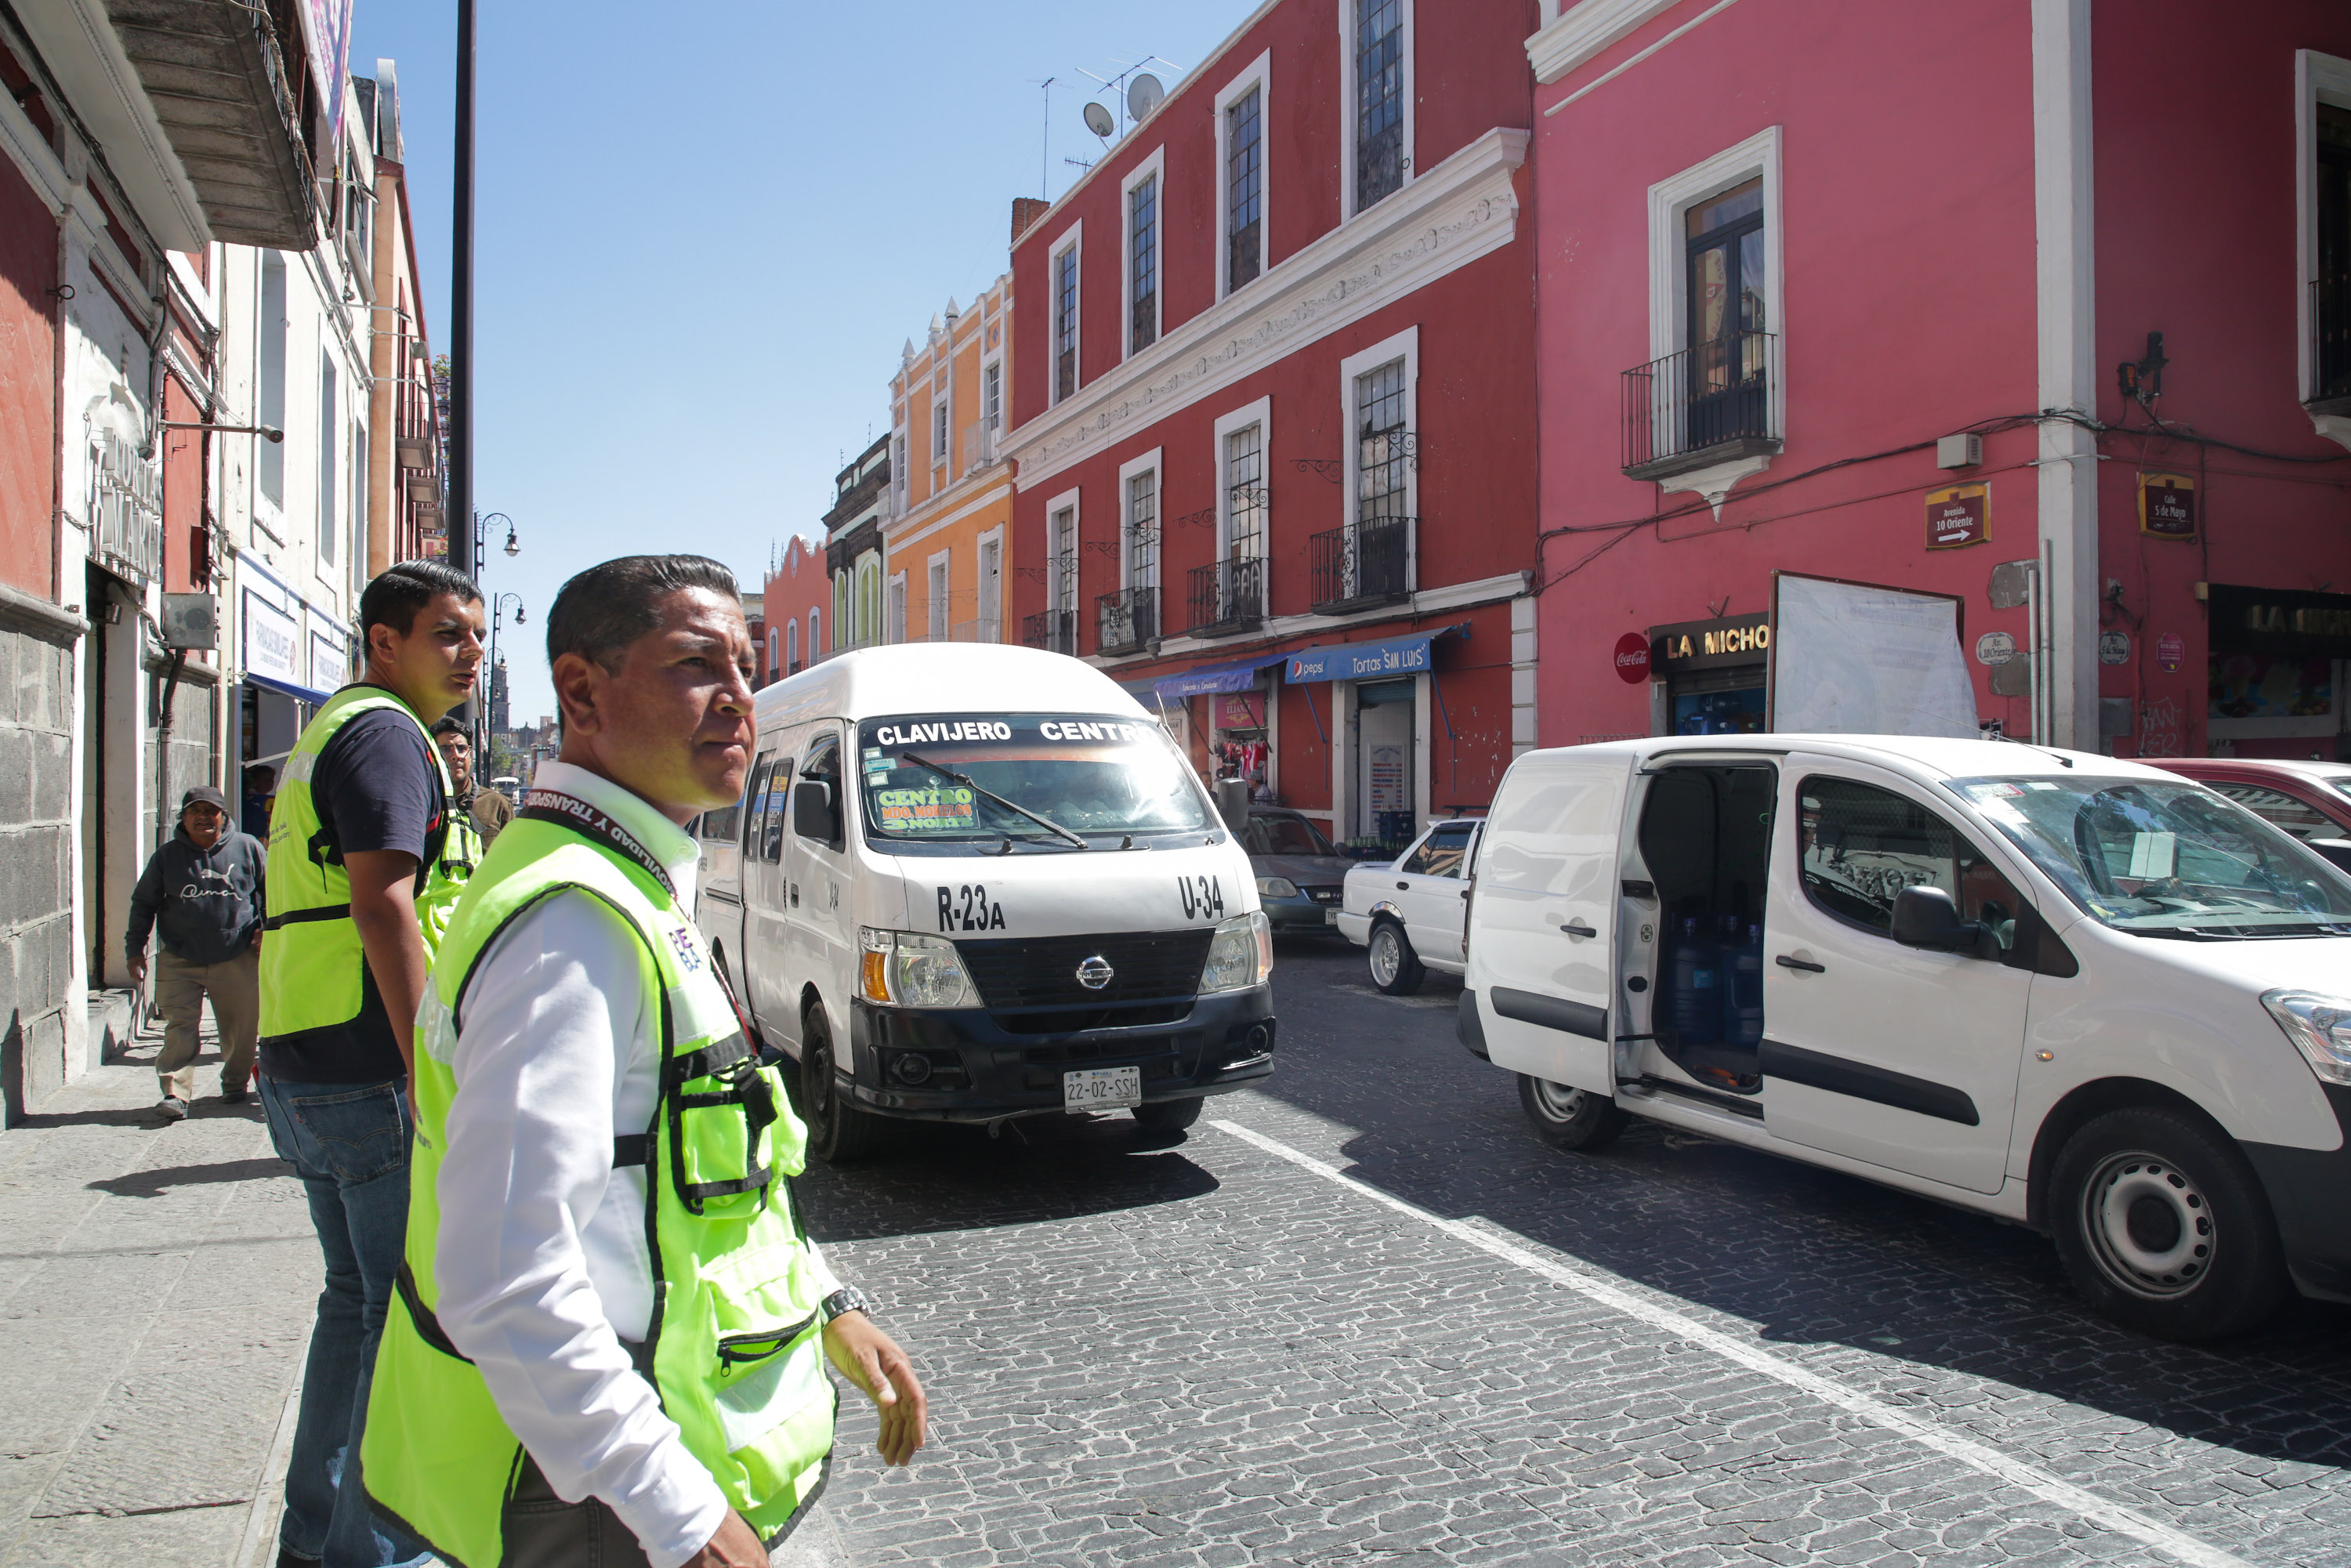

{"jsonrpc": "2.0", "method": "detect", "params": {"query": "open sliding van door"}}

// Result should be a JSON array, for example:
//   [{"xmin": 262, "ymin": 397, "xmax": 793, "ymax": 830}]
[{"xmin": 1467, "ymin": 748, "xmax": 1638, "ymax": 1095}]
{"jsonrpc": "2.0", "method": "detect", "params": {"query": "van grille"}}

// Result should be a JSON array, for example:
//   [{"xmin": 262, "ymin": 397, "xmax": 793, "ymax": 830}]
[{"xmin": 956, "ymin": 930, "xmax": 1213, "ymax": 1010}]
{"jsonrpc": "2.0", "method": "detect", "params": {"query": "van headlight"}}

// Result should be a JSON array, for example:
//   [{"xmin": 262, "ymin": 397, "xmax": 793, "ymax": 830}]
[
  {"xmin": 2261, "ymin": 990, "xmax": 2351, "ymax": 1086},
  {"xmin": 1199, "ymin": 912, "xmax": 1272, "ymax": 994},
  {"xmin": 860, "ymin": 928, "xmax": 979, "ymax": 1009},
  {"xmin": 1255, "ymin": 876, "xmax": 1300, "ymax": 899}
]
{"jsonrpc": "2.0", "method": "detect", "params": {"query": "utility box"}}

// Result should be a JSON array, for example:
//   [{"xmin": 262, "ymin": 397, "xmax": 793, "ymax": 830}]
[
  {"xmin": 159, "ymin": 592, "xmax": 217, "ymax": 650},
  {"xmin": 1937, "ymin": 432, "xmax": 1984, "ymax": 469}
]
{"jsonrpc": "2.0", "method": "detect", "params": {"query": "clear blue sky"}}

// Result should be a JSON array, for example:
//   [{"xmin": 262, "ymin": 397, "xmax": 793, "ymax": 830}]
[{"xmin": 350, "ymin": 0, "xmax": 1249, "ymax": 726}]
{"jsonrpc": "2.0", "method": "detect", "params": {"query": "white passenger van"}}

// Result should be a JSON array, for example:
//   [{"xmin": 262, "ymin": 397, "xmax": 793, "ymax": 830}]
[
  {"xmin": 1460, "ymin": 734, "xmax": 2351, "ymax": 1341},
  {"xmin": 694, "ymin": 643, "xmax": 1275, "ymax": 1161}
]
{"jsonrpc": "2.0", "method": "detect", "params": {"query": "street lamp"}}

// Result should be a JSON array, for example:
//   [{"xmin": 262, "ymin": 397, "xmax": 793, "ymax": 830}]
[{"xmin": 476, "ymin": 511, "xmax": 517, "ymax": 576}]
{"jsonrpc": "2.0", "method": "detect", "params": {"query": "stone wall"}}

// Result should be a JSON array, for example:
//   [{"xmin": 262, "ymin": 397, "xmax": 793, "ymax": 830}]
[{"xmin": 0, "ymin": 591, "xmax": 86, "ymax": 1124}]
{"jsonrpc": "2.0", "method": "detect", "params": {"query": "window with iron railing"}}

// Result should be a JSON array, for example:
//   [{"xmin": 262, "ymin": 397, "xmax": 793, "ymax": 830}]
[
  {"xmin": 1226, "ymin": 88, "xmax": 1262, "ymax": 294},
  {"xmin": 1357, "ymin": 360, "xmax": 1408, "ymax": 527},
  {"xmin": 1354, "ymin": 0, "xmax": 1404, "ymax": 212},
  {"xmin": 1126, "ymin": 469, "xmax": 1158, "ymax": 592},
  {"xmin": 1129, "ymin": 173, "xmax": 1159, "ymax": 354},
  {"xmin": 1622, "ymin": 176, "xmax": 1781, "ymax": 476},
  {"xmin": 1097, "ymin": 585, "xmax": 1157, "ymax": 656},
  {"xmin": 1188, "ymin": 556, "xmax": 1264, "ymax": 636},
  {"xmin": 2317, "ymin": 102, "xmax": 2351, "ymax": 407},
  {"xmin": 1226, "ymin": 423, "xmax": 1266, "ymax": 563},
  {"xmin": 1054, "ymin": 243, "xmax": 1079, "ymax": 401}
]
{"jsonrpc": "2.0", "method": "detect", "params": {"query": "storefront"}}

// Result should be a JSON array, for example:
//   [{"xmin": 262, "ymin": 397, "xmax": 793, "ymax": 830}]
[
  {"xmin": 1284, "ymin": 625, "xmax": 1467, "ymax": 856},
  {"xmin": 1647, "ymin": 611, "xmax": 1771, "ymax": 737},
  {"xmin": 2205, "ymin": 584, "xmax": 2351, "ymax": 761},
  {"xmin": 1152, "ymin": 653, "xmax": 1289, "ymax": 800}
]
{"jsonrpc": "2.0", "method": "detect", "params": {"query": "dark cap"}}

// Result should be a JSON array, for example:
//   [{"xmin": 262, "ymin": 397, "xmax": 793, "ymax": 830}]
[{"xmin": 180, "ymin": 785, "xmax": 230, "ymax": 816}]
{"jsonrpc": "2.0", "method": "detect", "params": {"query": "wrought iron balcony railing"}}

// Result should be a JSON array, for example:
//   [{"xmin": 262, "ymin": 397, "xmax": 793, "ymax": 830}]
[
  {"xmin": 1023, "ymin": 609, "xmax": 1078, "ymax": 654},
  {"xmin": 1310, "ymin": 517, "xmax": 1410, "ymax": 614},
  {"xmin": 1096, "ymin": 586, "xmax": 1157, "ymax": 657},
  {"xmin": 2313, "ymin": 279, "xmax": 2351, "ymax": 411},
  {"xmin": 1187, "ymin": 556, "xmax": 1264, "ymax": 636},
  {"xmin": 1621, "ymin": 331, "xmax": 1781, "ymax": 480}
]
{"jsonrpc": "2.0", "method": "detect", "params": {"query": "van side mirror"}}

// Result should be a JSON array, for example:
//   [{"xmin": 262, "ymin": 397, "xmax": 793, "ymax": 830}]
[
  {"xmin": 1891, "ymin": 885, "xmax": 1991, "ymax": 957},
  {"xmin": 792, "ymin": 779, "xmax": 840, "ymax": 845}
]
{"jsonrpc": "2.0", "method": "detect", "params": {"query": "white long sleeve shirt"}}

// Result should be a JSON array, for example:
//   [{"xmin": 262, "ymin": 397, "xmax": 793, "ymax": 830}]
[{"xmin": 429, "ymin": 762, "xmax": 840, "ymax": 1568}]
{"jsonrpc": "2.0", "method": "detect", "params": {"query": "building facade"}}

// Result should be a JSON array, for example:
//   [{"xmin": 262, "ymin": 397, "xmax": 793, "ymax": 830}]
[
  {"xmin": 824, "ymin": 436, "xmax": 889, "ymax": 654},
  {"xmin": 886, "ymin": 274, "xmax": 1015, "ymax": 648},
  {"xmin": 1005, "ymin": 0, "xmax": 1542, "ymax": 854},
  {"xmin": 763, "ymin": 534, "xmax": 828, "ymax": 680},
  {"xmin": 1525, "ymin": 0, "xmax": 2351, "ymax": 762}
]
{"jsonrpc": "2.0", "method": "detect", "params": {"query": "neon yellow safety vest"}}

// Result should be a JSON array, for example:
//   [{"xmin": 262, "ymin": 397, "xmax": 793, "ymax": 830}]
[
  {"xmin": 259, "ymin": 686, "xmax": 462, "ymax": 1043},
  {"xmin": 364, "ymin": 788, "xmax": 836, "ymax": 1568}
]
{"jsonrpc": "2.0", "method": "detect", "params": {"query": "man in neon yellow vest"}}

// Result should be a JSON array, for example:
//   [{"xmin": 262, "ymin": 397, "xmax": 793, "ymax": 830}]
[
  {"xmin": 366, "ymin": 556, "xmax": 925, "ymax": 1568},
  {"xmin": 257, "ymin": 559, "xmax": 484, "ymax": 1568}
]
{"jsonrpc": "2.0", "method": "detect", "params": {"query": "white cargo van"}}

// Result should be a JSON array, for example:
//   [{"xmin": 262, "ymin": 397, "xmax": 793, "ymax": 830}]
[
  {"xmin": 694, "ymin": 643, "xmax": 1275, "ymax": 1161},
  {"xmin": 1460, "ymin": 734, "xmax": 2351, "ymax": 1341}
]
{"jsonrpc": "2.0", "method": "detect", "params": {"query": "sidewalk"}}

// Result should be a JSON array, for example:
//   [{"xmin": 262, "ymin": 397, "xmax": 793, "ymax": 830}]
[{"xmin": 0, "ymin": 1016, "xmax": 311, "ymax": 1567}]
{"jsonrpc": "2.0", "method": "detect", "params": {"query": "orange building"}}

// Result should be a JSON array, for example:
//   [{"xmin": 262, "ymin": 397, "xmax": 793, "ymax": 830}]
[{"xmin": 884, "ymin": 270, "xmax": 1014, "ymax": 644}]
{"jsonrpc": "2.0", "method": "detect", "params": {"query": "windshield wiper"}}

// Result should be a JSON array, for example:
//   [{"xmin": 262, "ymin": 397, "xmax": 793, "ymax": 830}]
[{"xmin": 897, "ymin": 751, "xmax": 1089, "ymax": 850}]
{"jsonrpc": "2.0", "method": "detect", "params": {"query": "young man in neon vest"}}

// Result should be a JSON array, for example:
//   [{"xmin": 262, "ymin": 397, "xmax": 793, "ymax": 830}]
[
  {"xmin": 367, "ymin": 556, "xmax": 925, "ymax": 1568},
  {"xmin": 259, "ymin": 558, "xmax": 484, "ymax": 1568}
]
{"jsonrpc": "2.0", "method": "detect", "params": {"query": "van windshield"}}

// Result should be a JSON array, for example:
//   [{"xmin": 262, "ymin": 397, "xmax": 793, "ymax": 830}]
[
  {"xmin": 1950, "ymin": 776, "xmax": 2351, "ymax": 938},
  {"xmin": 857, "ymin": 713, "xmax": 1215, "ymax": 850}
]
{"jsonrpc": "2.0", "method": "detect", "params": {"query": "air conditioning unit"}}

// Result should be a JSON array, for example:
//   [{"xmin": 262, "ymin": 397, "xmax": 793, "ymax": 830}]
[{"xmin": 1936, "ymin": 432, "xmax": 1984, "ymax": 469}]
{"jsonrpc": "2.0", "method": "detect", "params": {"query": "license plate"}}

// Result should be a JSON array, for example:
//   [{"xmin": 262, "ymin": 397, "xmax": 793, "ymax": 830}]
[
  {"xmin": 1063, "ymin": 1066, "xmax": 1141, "ymax": 1111},
  {"xmin": 1324, "ymin": 908, "xmax": 1340, "ymax": 924}
]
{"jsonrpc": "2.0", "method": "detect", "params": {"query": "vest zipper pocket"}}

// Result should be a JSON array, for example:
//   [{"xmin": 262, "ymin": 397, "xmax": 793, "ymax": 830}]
[{"xmin": 715, "ymin": 1310, "xmax": 820, "ymax": 1375}]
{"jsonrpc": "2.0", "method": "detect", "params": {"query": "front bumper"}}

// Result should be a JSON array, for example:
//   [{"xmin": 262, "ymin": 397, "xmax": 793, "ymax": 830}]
[
  {"xmin": 2244, "ymin": 1081, "xmax": 2351, "ymax": 1302},
  {"xmin": 846, "ymin": 985, "xmax": 1276, "ymax": 1122},
  {"xmin": 1263, "ymin": 891, "xmax": 1342, "ymax": 932}
]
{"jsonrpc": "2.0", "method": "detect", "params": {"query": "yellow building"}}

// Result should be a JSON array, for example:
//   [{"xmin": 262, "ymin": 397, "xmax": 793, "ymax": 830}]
[{"xmin": 885, "ymin": 274, "xmax": 1013, "ymax": 644}]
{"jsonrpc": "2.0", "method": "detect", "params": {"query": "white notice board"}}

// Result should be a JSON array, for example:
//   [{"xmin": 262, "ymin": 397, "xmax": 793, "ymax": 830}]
[{"xmin": 1769, "ymin": 573, "xmax": 1977, "ymax": 738}]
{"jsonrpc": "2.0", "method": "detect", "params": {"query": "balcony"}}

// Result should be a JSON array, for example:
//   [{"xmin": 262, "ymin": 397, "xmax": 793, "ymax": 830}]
[
  {"xmin": 1096, "ymin": 586, "xmax": 1157, "ymax": 657},
  {"xmin": 2312, "ymin": 280, "xmax": 2351, "ymax": 418},
  {"xmin": 1310, "ymin": 518, "xmax": 1410, "ymax": 615},
  {"xmin": 1621, "ymin": 333, "xmax": 1782, "ymax": 480},
  {"xmin": 1023, "ymin": 609, "xmax": 1077, "ymax": 655},
  {"xmin": 1186, "ymin": 556, "xmax": 1264, "ymax": 637}
]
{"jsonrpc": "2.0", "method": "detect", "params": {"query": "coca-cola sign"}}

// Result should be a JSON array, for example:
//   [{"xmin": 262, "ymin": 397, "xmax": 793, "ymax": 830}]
[{"xmin": 1613, "ymin": 632, "xmax": 1651, "ymax": 684}]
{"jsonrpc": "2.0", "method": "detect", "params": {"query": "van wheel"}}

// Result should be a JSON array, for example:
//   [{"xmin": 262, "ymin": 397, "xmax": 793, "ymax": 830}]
[
  {"xmin": 1132, "ymin": 1097, "xmax": 1204, "ymax": 1133},
  {"xmin": 1368, "ymin": 919, "xmax": 1425, "ymax": 996},
  {"xmin": 800, "ymin": 1010, "xmax": 889, "ymax": 1164},
  {"xmin": 1518, "ymin": 1074, "xmax": 1625, "ymax": 1152},
  {"xmin": 2049, "ymin": 1106, "xmax": 2287, "ymax": 1341}
]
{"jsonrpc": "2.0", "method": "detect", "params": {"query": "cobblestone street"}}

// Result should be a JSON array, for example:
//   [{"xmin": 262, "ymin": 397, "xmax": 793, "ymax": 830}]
[{"xmin": 806, "ymin": 937, "xmax": 2351, "ymax": 1568}]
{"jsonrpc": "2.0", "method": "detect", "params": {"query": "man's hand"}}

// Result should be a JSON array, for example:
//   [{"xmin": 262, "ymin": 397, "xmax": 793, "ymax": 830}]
[
  {"xmin": 823, "ymin": 1312, "xmax": 927, "ymax": 1466},
  {"xmin": 127, "ymin": 953, "xmax": 147, "ymax": 985},
  {"xmin": 681, "ymin": 1508, "xmax": 767, "ymax": 1568}
]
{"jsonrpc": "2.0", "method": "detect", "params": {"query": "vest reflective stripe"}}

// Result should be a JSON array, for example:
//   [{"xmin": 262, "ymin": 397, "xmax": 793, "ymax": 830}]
[
  {"xmin": 258, "ymin": 686, "xmax": 458, "ymax": 1041},
  {"xmin": 363, "ymin": 808, "xmax": 835, "ymax": 1568}
]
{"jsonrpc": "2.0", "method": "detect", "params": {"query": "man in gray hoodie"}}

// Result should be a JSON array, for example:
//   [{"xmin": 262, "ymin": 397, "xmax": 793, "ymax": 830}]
[{"xmin": 128, "ymin": 785, "xmax": 267, "ymax": 1120}]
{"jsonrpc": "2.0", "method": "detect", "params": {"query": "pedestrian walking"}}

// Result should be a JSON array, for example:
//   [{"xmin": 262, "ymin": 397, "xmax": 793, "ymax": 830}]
[
  {"xmin": 366, "ymin": 555, "xmax": 925, "ymax": 1568},
  {"xmin": 259, "ymin": 558, "xmax": 484, "ymax": 1568},
  {"xmin": 126, "ymin": 784, "xmax": 265, "ymax": 1120},
  {"xmin": 429, "ymin": 715, "xmax": 514, "ymax": 849}
]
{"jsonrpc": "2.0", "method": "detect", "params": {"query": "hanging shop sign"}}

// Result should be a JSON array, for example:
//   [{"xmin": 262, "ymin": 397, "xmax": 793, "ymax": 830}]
[
  {"xmin": 1613, "ymin": 631, "xmax": 1652, "ymax": 683},
  {"xmin": 1974, "ymin": 631, "xmax": 2016, "ymax": 666},
  {"xmin": 1649, "ymin": 612, "xmax": 1770, "ymax": 674},
  {"xmin": 2157, "ymin": 632, "xmax": 2186, "ymax": 673},
  {"xmin": 2099, "ymin": 631, "xmax": 2131, "ymax": 666},
  {"xmin": 1284, "ymin": 624, "xmax": 1466, "ymax": 683},
  {"xmin": 242, "ymin": 589, "xmax": 299, "ymax": 686},
  {"xmin": 2207, "ymin": 584, "xmax": 2351, "ymax": 660},
  {"xmin": 1925, "ymin": 483, "xmax": 1989, "ymax": 549},
  {"xmin": 1212, "ymin": 690, "xmax": 1263, "ymax": 730},
  {"xmin": 2139, "ymin": 473, "xmax": 2197, "ymax": 540}
]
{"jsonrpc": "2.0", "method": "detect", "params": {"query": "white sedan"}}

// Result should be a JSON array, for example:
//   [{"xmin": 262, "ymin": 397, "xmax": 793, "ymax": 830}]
[{"xmin": 1336, "ymin": 817, "xmax": 1483, "ymax": 994}]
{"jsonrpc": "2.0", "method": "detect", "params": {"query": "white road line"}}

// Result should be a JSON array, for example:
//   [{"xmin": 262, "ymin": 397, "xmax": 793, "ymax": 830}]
[{"xmin": 1211, "ymin": 1118, "xmax": 2252, "ymax": 1568}]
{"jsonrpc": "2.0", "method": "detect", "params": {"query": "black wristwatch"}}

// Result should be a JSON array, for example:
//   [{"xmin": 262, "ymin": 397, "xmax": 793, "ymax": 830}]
[{"xmin": 820, "ymin": 1285, "xmax": 876, "ymax": 1324}]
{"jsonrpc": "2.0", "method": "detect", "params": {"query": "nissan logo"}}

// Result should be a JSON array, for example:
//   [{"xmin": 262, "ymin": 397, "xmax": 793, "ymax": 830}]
[{"xmin": 1074, "ymin": 956, "xmax": 1114, "ymax": 990}]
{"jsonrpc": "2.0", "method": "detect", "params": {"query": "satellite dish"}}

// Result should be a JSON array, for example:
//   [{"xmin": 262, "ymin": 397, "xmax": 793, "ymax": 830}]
[
  {"xmin": 1082, "ymin": 100, "xmax": 1115, "ymax": 139},
  {"xmin": 1128, "ymin": 73, "xmax": 1164, "ymax": 121}
]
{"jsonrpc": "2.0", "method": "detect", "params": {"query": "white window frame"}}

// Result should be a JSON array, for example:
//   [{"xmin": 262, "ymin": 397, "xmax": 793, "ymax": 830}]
[
  {"xmin": 1121, "ymin": 146, "xmax": 1167, "ymax": 361},
  {"xmin": 809, "ymin": 605, "xmax": 820, "ymax": 657},
  {"xmin": 1117, "ymin": 447, "xmax": 1164, "ymax": 591},
  {"xmin": 980, "ymin": 351, "xmax": 1003, "ymax": 433},
  {"xmin": 976, "ymin": 524, "xmax": 1005, "ymax": 642},
  {"xmin": 1215, "ymin": 50, "xmax": 1273, "ymax": 302},
  {"xmin": 1212, "ymin": 396, "xmax": 1273, "ymax": 560},
  {"xmin": 926, "ymin": 550, "xmax": 951, "ymax": 642},
  {"xmin": 931, "ymin": 393, "xmax": 949, "ymax": 467},
  {"xmin": 1046, "ymin": 484, "xmax": 1081, "ymax": 624},
  {"xmin": 787, "ymin": 617, "xmax": 799, "ymax": 672},
  {"xmin": 1049, "ymin": 220, "xmax": 1084, "ymax": 406},
  {"xmin": 886, "ymin": 570, "xmax": 907, "ymax": 644},
  {"xmin": 1647, "ymin": 126, "xmax": 1785, "ymax": 439},
  {"xmin": 2298, "ymin": 51, "xmax": 2351, "ymax": 414},
  {"xmin": 1339, "ymin": 0, "xmax": 1415, "ymax": 222},
  {"xmin": 1339, "ymin": 327, "xmax": 1419, "ymax": 591}
]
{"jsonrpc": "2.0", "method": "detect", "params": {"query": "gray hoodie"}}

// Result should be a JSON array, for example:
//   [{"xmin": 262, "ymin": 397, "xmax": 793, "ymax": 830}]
[{"xmin": 126, "ymin": 827, "xmax": 267, "ymax": 967}]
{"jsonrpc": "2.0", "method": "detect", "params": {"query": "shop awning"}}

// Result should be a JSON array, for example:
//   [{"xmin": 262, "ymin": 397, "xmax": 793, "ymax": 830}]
[
  {"xmin": 1283, "ymin": 623, "xmax": 1469, "ymax": 684},
  {"xmin": 1153, "ymin": 650, "xmax": 1291, "ymax": 701},
  {"xmin": 245, "ymin": 671, "xmax": 335, "ymax": 707}
]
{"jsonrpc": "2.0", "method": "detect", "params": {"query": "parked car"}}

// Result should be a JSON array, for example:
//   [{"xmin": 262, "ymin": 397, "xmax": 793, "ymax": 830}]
[
  {"xmin": 2146, "ymin": 758, "xmax": 2351, "ymax": 871},
  {"xmin": 1241, "ymin": 808, "xmax": 1355, "ymax": 936},
  {"xmin": 1459, "ymin": 733, "xmax": 2351, "ymax": 1342},
  {"xmin": 1336, "ymin": 817, "xmax": 1484, "ymax": 994}
]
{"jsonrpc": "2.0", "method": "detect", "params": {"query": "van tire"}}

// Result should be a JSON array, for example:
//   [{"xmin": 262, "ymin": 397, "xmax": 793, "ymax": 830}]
[
  {"xmin": 1132, "ymin": 1096, "xmax": 1204, "ymax": 1133},
  {"xmin": 2049, "ymin": 1106, "xmax": 2288, "ymax": 1342},
  {"xmin": 800, "ymin": 1009, "xmax": 889, "ymax": 1164},
  {"xmin": 1518, "ymin": 1074, "xmax": 1626, "ymax": 1153},
  {"xmin": 1368, "ymin": 918, "xmax": 1426, "ymax": 996}
]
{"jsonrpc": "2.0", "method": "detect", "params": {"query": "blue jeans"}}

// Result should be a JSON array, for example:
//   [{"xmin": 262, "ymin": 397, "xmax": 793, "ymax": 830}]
[{"xmin": 259, "ymin": 1076, "xmax": 430, "ymax": 1568}]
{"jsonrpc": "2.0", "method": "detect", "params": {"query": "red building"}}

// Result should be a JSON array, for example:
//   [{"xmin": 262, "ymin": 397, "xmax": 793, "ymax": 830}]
[
  {"xmin": 1005, "ymin": 0, "xmax": 1541, "ymax": 853},
  {"xmin": 1527, "ymin": 0, "xmax": 2351, "ymax": 761}
]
